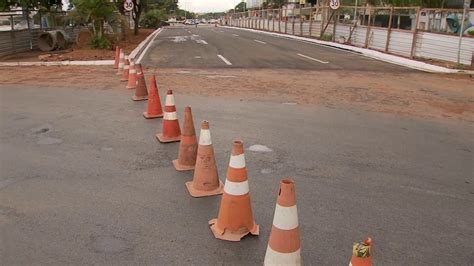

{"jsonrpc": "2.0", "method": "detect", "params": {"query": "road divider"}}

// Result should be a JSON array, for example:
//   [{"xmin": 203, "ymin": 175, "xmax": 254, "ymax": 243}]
[
  {"xmin": 297, "ymin": 53, "xmax": 329, "ymax": 64},
  {"xmin": 218, "ymin": 54, "xmax": 232, "ymax": 66}
]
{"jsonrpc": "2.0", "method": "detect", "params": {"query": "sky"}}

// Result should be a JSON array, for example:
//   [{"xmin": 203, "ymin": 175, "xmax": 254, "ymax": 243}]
[{"xmin": 178, "ymin": 0, "xmax": 239, "ymax": 13}]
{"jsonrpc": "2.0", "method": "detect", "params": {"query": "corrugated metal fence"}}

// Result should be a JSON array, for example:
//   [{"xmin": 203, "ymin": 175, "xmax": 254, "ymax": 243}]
[{"xmin": 227, "ymin": 6, "xmax": 474, "ymax": 66}]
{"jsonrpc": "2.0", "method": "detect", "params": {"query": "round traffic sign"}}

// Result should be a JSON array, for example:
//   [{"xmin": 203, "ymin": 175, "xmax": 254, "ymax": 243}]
[
  {"xmin": 329, "ymin": 0, "xmax": 340, "ymax": 10},
  {"xmin": 124, "ymin": 0, "xmax": 134, "ymax": 11}
]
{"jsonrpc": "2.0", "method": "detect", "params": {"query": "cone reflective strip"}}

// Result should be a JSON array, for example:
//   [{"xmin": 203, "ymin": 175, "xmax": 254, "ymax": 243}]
[
  {"xmin": 224, "ymin": 180, "xmax": 249, "ymax": 196},
  {"xmin": 229, "ymin": 153, "xmax": 245, "ymax": 168},
  {"xmin": 119, "ymin": 52, "xmax": 124, "ymax": 69},
  {"xmin": 273, "ymin": 205, "xmax": 299, "ymax": 230},
  {"xmin": 124, "ymin": 64, "xmax": 129, "ymax": 70},
  {"xmin": 165, "ymin": 95, "xmax": 175, "ymax": 106},
  {"xmin": 199, "ymin": 129, "xmax": 212, "ymax": 145},
  {"xmin": 265, "ymin": 248, "xmax": 301, "ymax": 265},
  {"xmin": 164, "ymin": 112, "xmax": 177, "ymax": 120}
]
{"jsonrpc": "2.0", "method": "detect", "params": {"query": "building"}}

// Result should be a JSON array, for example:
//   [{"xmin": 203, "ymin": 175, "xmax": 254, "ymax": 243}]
[{"xmin": 246, "ymin": 0, "xmax": 265, "ymax": 9}]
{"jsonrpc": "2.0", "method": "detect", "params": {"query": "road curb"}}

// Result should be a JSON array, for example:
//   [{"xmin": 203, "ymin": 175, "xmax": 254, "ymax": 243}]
[{"xmin": 221, "ymin": 26, "xmax": 474, "ymax": 74}]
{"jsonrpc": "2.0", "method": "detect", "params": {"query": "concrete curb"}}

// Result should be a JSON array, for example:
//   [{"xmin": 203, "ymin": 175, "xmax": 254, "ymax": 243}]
[
  {"xmin": 0, "ymin": 28, "xmax": 163, "ymax": 67},
  {"xmin": 222, "ymin": 26, "xmax": 474, "ymax": 74},
  {"xmin": 135, "ymin": 28, "xmax": 163, "ymax": 64}
]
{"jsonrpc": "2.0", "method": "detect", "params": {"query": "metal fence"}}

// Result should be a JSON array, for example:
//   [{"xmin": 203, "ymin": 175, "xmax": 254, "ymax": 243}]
[
  {"xmin": 0, "ymin": 10, "xmax": 81, "ymax": 57},
  {"xmin": 225, "ymin": 6, "xmax": 474, "ymax": 66}
]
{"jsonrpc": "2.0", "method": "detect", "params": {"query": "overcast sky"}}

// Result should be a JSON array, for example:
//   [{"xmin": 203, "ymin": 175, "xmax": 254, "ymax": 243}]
[{"xmin": 178, "ymin": 0, "xmax": 238, "ymax": 13}]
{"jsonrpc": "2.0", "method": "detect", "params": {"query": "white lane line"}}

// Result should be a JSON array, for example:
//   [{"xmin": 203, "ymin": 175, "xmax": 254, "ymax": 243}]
[
  {"xmin": 254, "ymin": 40, "xmax": 267, "ymax": 44},
  {"xmin": 297, "ymin": 53, "xmax": 329, "ymax": 64},
  {"xmin": 196, "ymin": 40, "xmax": 208, "ymax": 45},
  {"xmin": 217, "ymin": 54, "xmax": 232, "ymax": 66},
  {"xmin": 232, "ymin": 34, "xmax": 239, "ymax": 37}
]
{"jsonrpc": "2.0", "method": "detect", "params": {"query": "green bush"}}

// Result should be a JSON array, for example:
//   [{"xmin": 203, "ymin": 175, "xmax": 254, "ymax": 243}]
[
  {"xmin": 140, "ymin": 9, "xmax": 167, "ymax": 29},
  {"xmin": 90, "ymin": 35, "xmax": 111, "ymax": 49},
  {"xmin": 321, "ymin": 34, "xmax": 333, "ymax": 41}
]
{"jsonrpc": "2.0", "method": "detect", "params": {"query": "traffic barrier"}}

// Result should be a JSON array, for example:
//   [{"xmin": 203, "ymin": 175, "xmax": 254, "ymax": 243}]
[
  {"xmin": 132, "ymin": 64, "xmax": 148, "ymax": 101},
  {"xmin": 185, "ymin": 121, "xmax": 223, "ymax": 196},
  {"xmin": 126, "ymin": 59, "xmax": 137, "ymax": 89},
  {"xmin": 120, "ymin": 57, "xmax": 129, "ymax": 82},
  {"xmin": 173, "ymin": 106, "xmax": 198, "ymax": 171},
  {"xmin": 142, "ymin": 75, "xmax": 163, "ymax": 118},
  {"xmin": 116, "ymin": 50, "xmax": 124, "ymax": 75},
  {"xmin": 156, "ymin": 90, "xmax": 181, "ymax": 143},
  {"xmin": 114, "ymin": 46, "xmax": 120, "ymax": 69},
  {"xmin": 350, "ymin": 238, "xmax": 373, "ymax": 266},
  {"xmin": 264, "ymin": 179, "xmax": 301, "ymax": 265},
  {"xmin": 209, "ymin": 140, "xmax": 259, "ymax": 241}
]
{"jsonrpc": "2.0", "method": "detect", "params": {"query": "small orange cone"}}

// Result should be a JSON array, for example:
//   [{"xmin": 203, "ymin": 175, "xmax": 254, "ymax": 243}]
[
  {"xmin": 114, "ymin": 46, "xmax": 120, "ymax": 69},
  {"xmin": 185, "ymin": 121, "xmax": 223, "ymax": 196},
  {"xmin": 173, "ymin": 106, "xmax": 198, "ymax": 171},
  {"xmin": 116, "ymin": 50, "xmax": 124, "ymax": 75},
  {"xmin": 132, "ymin": 64, "xmax": 148, "ymax": 101},
  {"xmin": 126, "ymin": 59, "xmax": 137, "ymax": 89},
  {"xmin": 350, "ymin": 238, "xmax": 373, "ymax": 266},
  {"xmin": 142, "ymin": 75, "xmax": 163, "ymax": 118},
  {"xmin": 120, "ymin": 57, "xmax": 130, "ymax": 82},
  {"xmin": 209, "ymin": 140, "xmax": 259, "ymax": 241},
  {"xmin": 264, "ymin": 179, "xmax": 301, "ymax": 265},
  {"xmin": 156, "ymin": 90, "xmax": 181, "ymax": 143}
]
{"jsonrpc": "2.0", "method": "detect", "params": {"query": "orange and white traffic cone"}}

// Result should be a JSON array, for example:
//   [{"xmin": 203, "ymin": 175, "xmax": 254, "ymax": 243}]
[
  {"xmin": 126, "ymin": 59, "xmax": 137, "ymax": 89},
  {"xmin": 142, "ymin": 75, "xmax": 163, "ymax": 118},
  {"xmin": 132, "ymin": 64, "xmax": 148, "ymax": 101},
  {"xmin": 173, "ymin": 106, "xmax": 198, "ymax": 171},
  {"xmin": 116, "ymin": 50, "xmax": 124, "ymax": 75},
  {"xmin": 209, "ymin": 140, "xmax": 259, "ymax": 241},
  {"xmin": 120, "ymin": 57, "xmax": 130, "ymax": 82},
  {"xmin": 156, "ymin": 90, "xmax": 181, "ymax": 143},
  {"xmin": 264, "ymin": 179, "xmax": 301, "ymax": 265},
  {"xmin": 114, "ymin": 46, "xmax": 120, "ymax": 69},
  {"xmin": 350, "ymin": 238, "xmax": 373, "ymax": 266},
  {"xmin": 185, "ymin": 120, "xmax": 223, "ymax": 196}
]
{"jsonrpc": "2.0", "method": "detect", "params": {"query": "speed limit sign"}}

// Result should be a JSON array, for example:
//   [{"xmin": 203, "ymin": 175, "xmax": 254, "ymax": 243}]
[
  {"xmin": 329, "ymin": 0, "xmax": 340, "ymax": 9},
  {"xmin": 124, "ymin": 0, "xmax": 134, "ymax": 11}
]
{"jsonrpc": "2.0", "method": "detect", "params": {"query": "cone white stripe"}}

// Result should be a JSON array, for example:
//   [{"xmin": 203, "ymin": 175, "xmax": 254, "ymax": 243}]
[
  {"xmin": 264, "ymin": 246, "xmax": 301, "ymax": 265},
  {"xmin": 272, "ymin": 204, "xmax": 298, "ymax": 230},
  {"xmin": 119, "ymin": 63, "xmax": 124, "ymax": 68},
  {"xmin": 165, "ymin": 95, "xmax": 175, "ymax": 106},
  {"xmin": 224, "ymin": 180, "xmax": 249, "ymax": 196},
  {"xmin": 164, "ymin": 112, "xmax": 177, "ymax": 120},
  {"xmin": 130, "ymin": 69, "xmax": 136, "ymax": 74},
  {"xmin": 229, "ymin": 154, "xmax": 246, "ymax": 168},
  {"xmin": 125, "ymin": 55, "xmax": 128, "ymax": 59},
  {"xmin": 199, "ymin": 129, "xmax": 212, "ymax": 145},
  {"xmin": 124, "ymin": 65, "xmax": 129, "ymax": 69}
]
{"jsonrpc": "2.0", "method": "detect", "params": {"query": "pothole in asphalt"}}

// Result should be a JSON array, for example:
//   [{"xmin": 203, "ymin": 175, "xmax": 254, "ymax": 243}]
[
  {"xmin": 91, "ymin": 235, "xmax": 129, "ymax": 254},
  {"xmin": 31, "ymin": 124, "xmax": 52, "ymax": 135},
  {"xmin": 37, "ymin": 136, "xmax": 63, "ymax": 145},
  {"xmin": 248, "ymin": 144, "xmax": 273, "ymax": 152}
]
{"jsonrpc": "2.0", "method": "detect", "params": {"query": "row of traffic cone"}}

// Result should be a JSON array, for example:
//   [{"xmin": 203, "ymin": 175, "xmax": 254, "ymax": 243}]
[{"xmin": 113, "ymin": 46, "xmax": 373, "ymax": 265}]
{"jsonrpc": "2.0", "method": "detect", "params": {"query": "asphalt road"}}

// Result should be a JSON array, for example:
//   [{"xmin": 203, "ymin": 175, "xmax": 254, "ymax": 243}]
[
  {"xmin": 1, "ymin": 84, "xmax": 473, "ymax": 265},
  {"xmin": 141, "ymin": 25, "xmax": 410, "ymax": 72}
]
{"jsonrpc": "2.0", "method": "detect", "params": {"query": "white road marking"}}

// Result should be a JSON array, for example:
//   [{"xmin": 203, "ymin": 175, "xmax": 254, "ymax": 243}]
[
  {"xmin": 217, "ymin": 54, "xmax": 232, "ymax": 66},
  {"xmin": 254, "ymin": 40, "xmax": 267, "ymax": 44},
  {"xmin": 297, "ymin": 53, "xmax": 329, "ymax": 64},
  {"xmin": 232, "ymin": 34, "xmax": 239, "ymax": 37},
  {"xmin": 196, "ymin": 40, "xmax": 208, "ymax": 45}
]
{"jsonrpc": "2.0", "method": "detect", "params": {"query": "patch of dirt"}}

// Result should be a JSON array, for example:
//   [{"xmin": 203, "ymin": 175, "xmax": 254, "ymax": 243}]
[
  {"xmin": 1, "ymin": 29, "xmax": 155, "ymax": 62},
  {"xmin": 0, "ymin": 66, "xmax": 473, "ymax": 122}
]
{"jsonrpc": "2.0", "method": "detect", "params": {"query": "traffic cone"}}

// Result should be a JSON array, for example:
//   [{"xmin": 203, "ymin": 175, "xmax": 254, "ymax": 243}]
[
  {"xmin": 185, "ymin": 121, "xmax": 223, "ymax": 196},
  {"xmin": 173, "ymin": 106, "xmax": 198, "ymax": 171},
  {"xmin": 126, "ymin": 59, "xmax": 137, "ymax": 89},
  {"xmin": 120, "ymin": 57, "xmax": 129, "ymax": 82},
  {"xmin": 209, "ymin": 140, "xmax": 259, "ymax": 241},
  {"xmin": 132, "ymin": 64, "xmax": 148, "ymax": 101},
  {"xmin": 350, "ymin": 238, "xmax": 373, "ymax": 266},
  {"xmin": 155, "ymin": 90, "xmax": 181, "ymax": 143},
  {"xmin": 142, "ymin": 75, "xmax": 163, "ymax": 118},
  {"xmin": 264, "ymin": 179, "xmax": 301, "ymax": 265},
  {"xmin": 116, "ymin": 50, "xmax": 124, "ymax": 75},
  {"xmin": 114, "ymin": 46, "xmax": 120, "ymax": 69}
]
